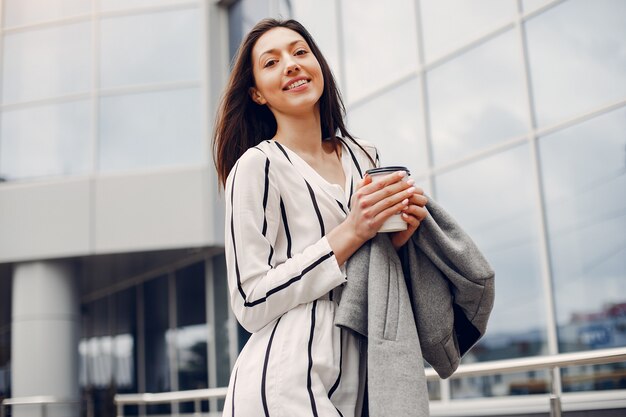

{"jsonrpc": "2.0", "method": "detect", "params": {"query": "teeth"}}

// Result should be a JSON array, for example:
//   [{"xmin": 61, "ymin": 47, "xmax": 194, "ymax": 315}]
[{"xmin": 287, "ymin": 79, "xmax": 308, "ymax": 90}]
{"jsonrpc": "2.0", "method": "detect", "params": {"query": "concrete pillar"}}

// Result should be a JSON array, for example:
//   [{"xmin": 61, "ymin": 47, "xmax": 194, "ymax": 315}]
[{"xmin": 11, "ymin": 261, "xmax": 79, "ymax": 417}]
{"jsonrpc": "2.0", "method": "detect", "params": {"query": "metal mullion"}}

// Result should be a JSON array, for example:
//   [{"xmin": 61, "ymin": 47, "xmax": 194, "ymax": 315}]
[
  {"xmin": 414, "ymin": 0, "xmax": 436, "ymax": 202},
  {"xmin": 0, "ymin": 0, "xmax": 5, "ymax": 180},
  {"xmin": 0, "ymin": 92, "xmax": 91, "ymax": 112},
  {"xmin": 90, "ymin": 0, "xmax": 99, "ymax": 256},
  {"xmin": 515, "ymin": 0, "xmax": 562, "ymax": 397},
  {"xmin": 2, "ymin": 14, "xmax": 92, "ymax": 34},
  {"xmin": 201, "ymin": 0, "xmax": 214, "ymax": 245},
  {"xmin": 205, "ymin": 257, "xmax": 218, "ymax": 412},
  {"xmin": 97, "ymin": 1, "xmax": 200, "ymax": 20},
  {"xmin": 335, "ymin": 0, "xmax": 348, "ymax": 103},
  {"xmin": 415, "ymin": 0, "xmax": 443, "ymax": 397}
]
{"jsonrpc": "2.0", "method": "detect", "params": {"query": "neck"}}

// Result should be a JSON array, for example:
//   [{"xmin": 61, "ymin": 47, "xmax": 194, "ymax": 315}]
[{"xmin": 273, "ymin": 107, "xmax": 324, "ymax": 157}]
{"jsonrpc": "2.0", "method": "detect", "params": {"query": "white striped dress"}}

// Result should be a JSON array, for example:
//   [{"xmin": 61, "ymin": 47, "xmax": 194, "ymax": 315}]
[{"xmin": 222, "ymin": 137, "xmax": 379, "ymax": 417}]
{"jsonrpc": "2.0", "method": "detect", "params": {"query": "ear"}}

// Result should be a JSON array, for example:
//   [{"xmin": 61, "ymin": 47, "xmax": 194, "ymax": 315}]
[{"xmin": 249, "ymin": 87, "xmax": 266, "ymax": 105}]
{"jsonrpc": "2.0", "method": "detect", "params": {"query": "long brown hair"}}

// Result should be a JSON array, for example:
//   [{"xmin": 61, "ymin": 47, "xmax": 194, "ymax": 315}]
[{"xmin": 212, "ymin": 18, "xmax": 374, "ymax": 187}]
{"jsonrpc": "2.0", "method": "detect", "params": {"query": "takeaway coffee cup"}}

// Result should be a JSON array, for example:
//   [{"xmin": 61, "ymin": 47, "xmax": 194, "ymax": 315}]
[{"xmin": 365, "ymin": 166, "xmax": 411, "ymax": 233}]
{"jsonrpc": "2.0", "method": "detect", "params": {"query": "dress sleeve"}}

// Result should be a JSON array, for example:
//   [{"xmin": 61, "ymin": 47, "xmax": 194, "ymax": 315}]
[{"xmin": 224, "ymin": 149, "xmax": 347, "ymax": 333}]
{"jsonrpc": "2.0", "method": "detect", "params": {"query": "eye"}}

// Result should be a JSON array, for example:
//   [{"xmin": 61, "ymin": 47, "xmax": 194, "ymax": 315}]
[
  {"xmin": 295, "ymin": 49, "xmax": 308, "ymax": 56},
  {"xmin": 264, "ymin": 59, "xmax": 277, "ymax": 68}
]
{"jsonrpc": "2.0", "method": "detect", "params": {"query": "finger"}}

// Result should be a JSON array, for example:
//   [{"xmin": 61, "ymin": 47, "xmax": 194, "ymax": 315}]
[
  {"xmin": 403, "ymin": 205, "xmax": 429, "ymax": 221},
  {"xmin": 408, "ymin": 193, "xmax": 428, "ymax": 207},
  {"xmin": 401, "ymin": 212, "xmax": 421, "ymax": 228},
  {"xmin": 374, "ymin": 198, "xmax": 411, "ymax": 226},
  {"xmin": 358, "ymin": 171, "xmax": 408, "ymax": 196},
  {"xmin": 368, "ymin": 183, "xmax": 416, "ymax": 215},
  {"xmin": 355, "ymin": 173, "xmax": 372, "ymax": 191}
]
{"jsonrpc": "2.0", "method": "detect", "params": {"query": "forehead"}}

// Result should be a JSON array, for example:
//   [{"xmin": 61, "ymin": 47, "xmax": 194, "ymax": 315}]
[{"xmin": 252, "ymin": 27, "xmax": 308, "ymax": 58}]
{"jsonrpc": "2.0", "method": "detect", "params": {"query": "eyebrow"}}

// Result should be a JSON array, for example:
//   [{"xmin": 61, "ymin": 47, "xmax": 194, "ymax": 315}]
[{"xmin": 259, "ymin": 40, "xmax": 306, "ymax": 61}]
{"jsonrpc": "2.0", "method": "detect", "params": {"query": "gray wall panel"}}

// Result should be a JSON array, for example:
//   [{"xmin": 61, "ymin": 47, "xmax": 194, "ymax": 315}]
[
  {"xmin": 94, "ymin": 167, "xmax": 211, "ymax": 253},
  {"xmin": 0, "ymin": 179, "xmax": 91, "ymax": 262}
]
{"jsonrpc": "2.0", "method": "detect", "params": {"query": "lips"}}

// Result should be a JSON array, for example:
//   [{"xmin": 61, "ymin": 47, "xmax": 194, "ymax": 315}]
[{"xmin": 283, "ymin": 76, "xmax": 311, "ymax": 91}]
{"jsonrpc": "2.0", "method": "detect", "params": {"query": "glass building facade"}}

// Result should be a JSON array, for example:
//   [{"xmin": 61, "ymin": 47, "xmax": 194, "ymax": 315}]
[{"xmin": 0, "ymin": 0, "xmax": 624, "ymax": 416}]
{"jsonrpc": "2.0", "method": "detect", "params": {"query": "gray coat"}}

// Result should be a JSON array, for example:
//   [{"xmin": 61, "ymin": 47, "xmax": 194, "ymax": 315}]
[{"xmin": 334, "ymin": 197, "xmax": 495, "ymax": 417}]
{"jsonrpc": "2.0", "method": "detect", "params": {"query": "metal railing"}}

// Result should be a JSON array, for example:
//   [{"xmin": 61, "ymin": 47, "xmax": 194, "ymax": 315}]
[
  {"xmin": 112, "ymin": 346, "xmax": 626, "ymax": 417},
  {"xmin": 0, "ymin": 396, "xmax": 79, "ymax": 417},
  {"xmin": 115, "ymin": 387, "xmax": 228, "ymax": 417}
]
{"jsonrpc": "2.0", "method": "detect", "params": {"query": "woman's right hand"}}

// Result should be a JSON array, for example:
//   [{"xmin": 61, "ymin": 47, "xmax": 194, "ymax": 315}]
[
  {"xmin": 347, "ymin": 170, "xmax": 415, "ymax": 241},
  {"xmin": 327, "ymin": 170, "xmax": 415, "ymax": 266}
]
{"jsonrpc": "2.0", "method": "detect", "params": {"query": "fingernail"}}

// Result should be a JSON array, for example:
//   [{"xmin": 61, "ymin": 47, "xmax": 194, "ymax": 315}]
[
  {"xmin": 397, "ymin": 171, "xmax": 406, "ymax": 178},
  {"xmin": 402, "ymin": 198, "xmax": 409, "ymax": 205},
  {"xmin": 406, "ymin": 187, "xmax": 416, "ymax": 194},
  {"xmin": 407, "ymin": 179, "xmax": 415, "ymax": 186}
]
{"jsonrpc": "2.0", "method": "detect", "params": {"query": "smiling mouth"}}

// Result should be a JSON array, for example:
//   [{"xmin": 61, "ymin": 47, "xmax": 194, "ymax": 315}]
[{"xmin": 284, "ymin": 79, "xmax": 310, "ymax": 90}]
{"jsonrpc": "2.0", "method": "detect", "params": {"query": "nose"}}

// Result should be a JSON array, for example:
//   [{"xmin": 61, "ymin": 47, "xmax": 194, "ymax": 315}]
[{"xmin": 283, "ymin": 56, "xmax": 300, "ymax": 75}]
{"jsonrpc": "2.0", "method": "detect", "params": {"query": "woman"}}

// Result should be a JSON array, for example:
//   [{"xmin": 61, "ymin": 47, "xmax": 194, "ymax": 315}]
[{"xmin": 213, "ymin": 18, "xmax": 428, "ymax": 416}]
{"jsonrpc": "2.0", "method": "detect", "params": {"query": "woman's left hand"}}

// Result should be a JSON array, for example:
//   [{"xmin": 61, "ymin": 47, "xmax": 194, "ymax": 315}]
[{"xmin": 390, "ymin": 188, "xmax": 429, "ymax": 251}]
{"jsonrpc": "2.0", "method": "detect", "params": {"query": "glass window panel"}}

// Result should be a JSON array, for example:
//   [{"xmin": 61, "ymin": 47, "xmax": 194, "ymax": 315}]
[
  {"xmin": 99, "ymin": 0, "xmax": 196, "ymax": 12},
  {"xmin": 80, "ymin": 298, "xmax": 114, "ymax": 389},
  {"xmin": 175, "ymin": 262, "xmax": 208, "ymax": 394},
  {"xmin": 3, "ymin": 0, "xmax": 90, "ymax": 27},
  {"xmin": 428, "ymin": 30, "xmax": 527, "ymax": 166},
  {"xmin": 420, "ymin": 0, "xmax": 517, "ymax": 62},
  {"xmin": 539, "ymin": 107, "xmax": 626, "ymax": 355},
  {"xmin": 340, "ymin": 0, "xmax": 419, "ymax": 104},
  {"xmin": 2, "ymin": 22, "xmax": 91, "ymax": 104},
  {"xmin": 277, "ymin": 0, "xmax": 342, "ymax": 91},
  {"xmin": 0, "ymin": 100, "xmax": 92, "ymax": 181},
  {"xmin": 436, "ymin": 144, "xmax": 548, "ymax": 357},
  {"xmin": 347, "ymin": 76, "xmax": 429, "ymax": 177},
  {"xmin": 0, "ymin": 331, "xmax": 9, "ymax": 397},
  {"xmin": 113, "ymin": 288, "xmax": 137, "ymax": 393},
  {"xmin": 561, "ymin": 362, "xmax": 626, "ymax": 393},
  {"xmin": 436, "ymin": 144, "xmax": 549, "ymax": 396},
  {"xmin": 451, "ymin": 370, "xmax": 550, "ymax": 398},
  {"xmin": 144, "ymin": 275, "xmax": 171, "ymax": 414},
  {"xmin": 98, "ymin": 88, "xmax": 203, "ymax": 172},
  {"xmin": 213, "ymin": 255, "xmax": 232, "ymax": 401},
  {"xmin": 525, "ymin": 0, "xmax": 626, "ymax": 127},
  {"xmin": 228, "ymin": 0, "xmax": 270, "ymax": 60},
  {"xmin": 100, "ymin": 9, "xmax": 200, "ymax": 88}
]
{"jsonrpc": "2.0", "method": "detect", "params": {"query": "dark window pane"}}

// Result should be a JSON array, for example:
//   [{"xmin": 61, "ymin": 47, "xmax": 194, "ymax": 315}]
[
  {"xmin": 176, "ymin": 263, "xmax": 208, "ymax": 395},
  {"xmin": 144, "ymin": 275, "xmax": 171, "ymax": 414}
]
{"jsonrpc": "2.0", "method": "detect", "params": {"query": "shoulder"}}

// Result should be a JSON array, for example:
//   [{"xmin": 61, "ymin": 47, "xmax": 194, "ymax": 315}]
[{"xmin": 225, "ymin": 142, "xmax": 273, "ymax": 187}]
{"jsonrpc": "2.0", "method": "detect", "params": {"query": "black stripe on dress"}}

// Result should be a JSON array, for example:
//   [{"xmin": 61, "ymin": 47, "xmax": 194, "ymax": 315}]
[
  {"xmin": 347, "ymin": 179, "xmax": 354, "ymax": 209},
  {"xmin": 274, "ymin": 141, "xmax": 292, "ymax": 163},
  {"xmin": 267, "ymin": 245, "xmax": 274, "ymax": 268},
  {"xmin": 328, "ymin": 333, "xmax": 343, "ymax": 398},
  {"xmin": 307, "ymin": 300, "xmax": 319, "ymax": 417},
  {"xmin": 261, "ymin": 317, "xmax": 282, "ymax": 417},
  {"xmin": 261, "ymin": 156, "xmax": 271, "ymax": 236},
  {"xmin": 243, "ymin": 251, "xmax": 334, "ymax": 307},
  {"xmin": 305, "ymin": 181, "xmax": 325, "ymax": 237},
  {"xmin": 274, "ymin": 140, "xmax": 326, "ymax": 238},
  {"xmin": 340, "ymin": 139, "xmax": 363, "ymax": 178},
  {"xmin": 231, "ymin": 367, "xmax": 238, "ymax": 416},
  {"xmin": 230, "ymin": 163, "xmax": 247, "ymax": 300},
  {"xmin": 279, "ymin": 197, "xmax": 292, "ymax": 259},
  {"xmin": 335, "ymin": 200, "xmax": 347, "ymax": 214}
]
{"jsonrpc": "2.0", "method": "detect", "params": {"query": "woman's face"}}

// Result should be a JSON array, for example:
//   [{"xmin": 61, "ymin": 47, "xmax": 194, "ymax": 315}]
[{"xmin": 250, "ymin": 27, "xmax": 324, "ymax": 116}]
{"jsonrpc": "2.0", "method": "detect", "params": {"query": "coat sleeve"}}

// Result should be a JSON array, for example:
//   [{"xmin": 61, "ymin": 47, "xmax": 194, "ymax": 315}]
[
  {"xmin": 225, "ymin": 149, "xmax": 347, "ymax": 333},
  {"xmin": 401, "ymin": 196, "xmax": 495, "ymax": 378}
]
